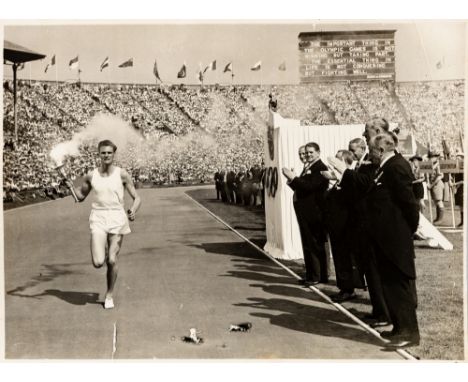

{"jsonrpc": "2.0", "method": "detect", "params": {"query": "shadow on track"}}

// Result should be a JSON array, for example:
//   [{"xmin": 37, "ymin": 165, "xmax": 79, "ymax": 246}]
[
  {"xmin": 193, "ymin": 241, "xmax": 380, "ymax": 347},
  {"xmin": 6, "ymin": 263, "xmax": 85, "ymax": 296},
  {"xmin": 7, "ymin": 289, "xmax": 101, "ymax": 306}
]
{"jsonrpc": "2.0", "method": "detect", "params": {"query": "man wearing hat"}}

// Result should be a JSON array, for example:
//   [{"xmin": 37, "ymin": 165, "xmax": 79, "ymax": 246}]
[{"xmin": 427, "ymin": 150, "xmax": 445, "ymax": 224}]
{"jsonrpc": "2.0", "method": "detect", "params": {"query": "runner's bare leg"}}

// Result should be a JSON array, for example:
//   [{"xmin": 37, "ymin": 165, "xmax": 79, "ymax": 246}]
[{"xmin": 106, "ymin": 234, "xmax": 123, "ymax": 298}]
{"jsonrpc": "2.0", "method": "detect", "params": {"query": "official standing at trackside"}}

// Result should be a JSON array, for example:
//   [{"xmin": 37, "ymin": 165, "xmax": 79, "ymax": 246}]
[{"xmin": 282, "ymin": 142, "xmax": 329, "ymax": 286}]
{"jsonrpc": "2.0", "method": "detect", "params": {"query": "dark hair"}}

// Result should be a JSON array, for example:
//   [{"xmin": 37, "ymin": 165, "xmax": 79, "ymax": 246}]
[
  {"xmin": 305, "ymin": 142, "xmax": 320, "ymax": 152},
  {"xmin": 98, "ymin": 140, "xmax": 117, "ymax": 152}
]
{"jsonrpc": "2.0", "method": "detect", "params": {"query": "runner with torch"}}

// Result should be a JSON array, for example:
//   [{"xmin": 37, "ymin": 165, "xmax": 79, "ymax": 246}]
[{"xmin": 52, "ymin": 139, "xmax": 141, "ymax": 309}]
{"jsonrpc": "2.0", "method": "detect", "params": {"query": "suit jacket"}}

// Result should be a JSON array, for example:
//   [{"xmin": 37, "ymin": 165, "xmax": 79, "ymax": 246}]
[
  {"xmin": 226, "ymin": 171, "xmax": 236, "ymax": 186},
  {"xmin": 324, "ymin": 184, "xmax": 353, "ymax": 239},
  {"xmin": 287, "ymin": 159, "xmax": 329, "ymax": 227},
  {"xmin": 340, "ymin": 156, "xmax": 378, "ymax": 200},
  {"xmin": 340, "ymin": 158, "xmax": 378, "ymax": 233},
  {"xmin": 366, "ymin": 153, "xmax": 419, "ymax": 278}
]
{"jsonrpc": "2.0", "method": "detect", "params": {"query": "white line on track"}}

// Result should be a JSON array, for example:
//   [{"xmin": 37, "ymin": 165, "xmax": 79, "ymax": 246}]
[
  {"xmin": 112, "ymin": 322, "xmax": 117, "ymax": 359},
  {"xmin": 185, "ymin": 193, "xmax": 417, "ymax": 361}
]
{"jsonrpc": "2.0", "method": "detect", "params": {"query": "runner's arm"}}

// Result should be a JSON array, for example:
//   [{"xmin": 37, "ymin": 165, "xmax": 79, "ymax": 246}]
[
  {"xmin": 65, "ymin": 172, "xmax": 92, "ymax": 202},
  {"xmin": 122, "ymin": 169, "xmax": 141, "ymax": 219}
]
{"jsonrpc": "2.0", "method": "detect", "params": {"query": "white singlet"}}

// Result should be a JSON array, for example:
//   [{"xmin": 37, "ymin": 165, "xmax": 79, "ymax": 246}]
[{"xmin": 89, "ymin": 167, "xmax": 131, "ymax": 235}]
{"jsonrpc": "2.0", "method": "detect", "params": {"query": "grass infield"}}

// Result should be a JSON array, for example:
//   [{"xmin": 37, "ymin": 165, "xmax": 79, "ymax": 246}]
[{"xmin": 187, "ymin": 187, "xmax": 464, "ymax": 360}]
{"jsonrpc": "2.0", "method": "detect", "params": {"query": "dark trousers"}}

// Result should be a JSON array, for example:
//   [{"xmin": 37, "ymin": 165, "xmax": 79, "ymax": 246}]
[
  {"xmin": 365, "ymin": 255, "xmax": 390, "ymax": 321},
  {"xmin": 297, "ymin": 218, "xmax": 328, "ymax": 282},
  {"xmin": 375, "ymin": 253, "xmax": 419, "ymax": 338},
  {"xmin": 329, "ymin": 233, "xmax": 354, "ymax": 292},
  {"xmin": 220, "ymin": 184, "xmax": 227, "ymax": 202},
  {"xmin": 356, "ymin": 234, "xmax": 390, "ymax": 321},
  {"xmin": 234, "ymin": 189, "xmax": 242, "ymax": 204},
  {"xmin": 226, "ymin": 184, "xmax": 235, "ymax": 203}
]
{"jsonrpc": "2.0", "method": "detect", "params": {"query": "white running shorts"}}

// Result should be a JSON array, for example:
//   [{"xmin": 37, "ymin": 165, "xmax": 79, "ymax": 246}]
[{"xmin": 89, "ymin": 209, "xmax": 131, "ymax": 235}]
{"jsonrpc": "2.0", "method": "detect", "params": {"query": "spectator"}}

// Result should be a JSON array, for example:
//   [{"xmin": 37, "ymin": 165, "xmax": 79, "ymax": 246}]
[{"xmin": 427, "ymin": 150, "xmax": 445, "ymax": 224}]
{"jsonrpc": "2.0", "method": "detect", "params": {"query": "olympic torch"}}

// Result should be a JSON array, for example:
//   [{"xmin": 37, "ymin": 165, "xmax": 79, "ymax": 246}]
[{"xmin": 53, "ymin": 159, "xmax": 79, "ymax": 202}]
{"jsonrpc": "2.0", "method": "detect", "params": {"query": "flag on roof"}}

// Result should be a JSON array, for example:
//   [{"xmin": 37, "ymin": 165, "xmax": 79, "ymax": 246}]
[
  {"xmin": 177, "ymin": 63, "xmax": 187, "ymax": 78},
  {"xmin": 153, "ymin": 60, "xmax": 162, "ymax": 82},
  {"xmin": 118, "ymin": 58, "xmax": 133, "ymax": 68},
  {"xmin": 251, "ymin": 61, "xmax": 261, "ymax": 71},
  {"xmin": 278, "ymin": 61, "xmax": 286, "ymax": 71},
  {"xmin": 204, "ymin": 60, "xmax": 216, "ymax": 73},
  {"xmin": 50, "ymin": 55, "xmax": 56, "ymax": 66},
  {"xmin": 223, "ymin": 62, "xmax": 232, "ymax": 73},
  {"xmin": 197, "ymin": 69, "xmax": 204, "ymax": 83},
  {"xmin": 100, "ymin": 57, "xmax": 109, "ymax": 72},
  {"xmin": 69, "ymin": 56, "xmax": 79, "ymax": 70}
]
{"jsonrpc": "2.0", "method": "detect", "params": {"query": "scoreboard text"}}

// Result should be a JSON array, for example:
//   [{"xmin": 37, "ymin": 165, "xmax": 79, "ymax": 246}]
[{"xmin": 298, "ymin": 30, "xmax": 396, "ymax": 83}]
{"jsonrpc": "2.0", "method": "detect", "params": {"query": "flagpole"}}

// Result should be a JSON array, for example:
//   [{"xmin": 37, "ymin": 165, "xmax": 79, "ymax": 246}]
[
  {"xmin": 29, "ymin": 62, "xmax": 31, "ymax": 86},
  {"xmin": 231, "ymin": 62, "xmax": 234, "ymax": 86}
]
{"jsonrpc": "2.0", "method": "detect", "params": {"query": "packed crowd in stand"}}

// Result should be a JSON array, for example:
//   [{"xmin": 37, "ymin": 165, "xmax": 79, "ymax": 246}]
[{"xmin": 3, "ymin": 79, "xmax": 464, "ymax": 205}]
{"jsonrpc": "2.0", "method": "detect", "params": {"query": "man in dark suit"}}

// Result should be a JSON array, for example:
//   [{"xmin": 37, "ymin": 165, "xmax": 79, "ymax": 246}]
[
  {"xmin": 329, "ymin": 120, "xmax": 391, "ymax": 327},
  {"xmin": 226, "ymin": 166, "xmax": 236, "ymax": 203},
  {"xmin": 282, "ymin": 142, "xmax": 329, "ymax": 286},
  {"xmin": 324, "ymin": 150, "xmax": 359, "ymax": 302},
  {"xmin": 367, "ymin": 133, "xmax": 420, "ymax": 348},
  {"xmin": 214, "ymin": 170, "xmax": 222, "ymax": 200},
  {"xmin": 234, "ymin": 166, "xmax": 246, "ymax": 205}
]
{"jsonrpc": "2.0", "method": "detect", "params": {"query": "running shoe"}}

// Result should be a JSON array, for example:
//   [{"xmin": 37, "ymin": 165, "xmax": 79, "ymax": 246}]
[{"xmin": 104, "ymin": 296, "xmax": 114, "ymax": 309}]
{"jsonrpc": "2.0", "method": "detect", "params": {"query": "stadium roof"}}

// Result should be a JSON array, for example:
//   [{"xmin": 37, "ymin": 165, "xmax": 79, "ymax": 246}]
[{"xmin": 4, "ymin": 40, "xmax": 46, "ymax": 64}]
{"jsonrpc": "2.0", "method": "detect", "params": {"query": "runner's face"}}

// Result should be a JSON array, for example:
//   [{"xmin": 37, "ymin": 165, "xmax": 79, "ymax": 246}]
[{"xmin": 99, "ymin": 146, "xmax": 115, "ymax": 165}]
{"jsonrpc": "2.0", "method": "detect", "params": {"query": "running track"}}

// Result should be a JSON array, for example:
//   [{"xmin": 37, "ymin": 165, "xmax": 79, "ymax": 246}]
[{"xmin": 3, "ymin": 186, "xmax": 400, "ymax": 359}]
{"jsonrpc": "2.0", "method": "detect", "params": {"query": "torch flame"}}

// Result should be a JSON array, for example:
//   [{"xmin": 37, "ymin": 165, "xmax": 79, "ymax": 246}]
[{"xmin": 50, "ymin": 140, "xmax": 81, "ymax": 168}]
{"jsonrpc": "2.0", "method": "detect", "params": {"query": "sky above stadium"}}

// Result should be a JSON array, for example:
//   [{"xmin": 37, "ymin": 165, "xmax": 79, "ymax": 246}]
[{"xmin": 3, "ymin": 21, "xmax": 466, "ymax": 85}]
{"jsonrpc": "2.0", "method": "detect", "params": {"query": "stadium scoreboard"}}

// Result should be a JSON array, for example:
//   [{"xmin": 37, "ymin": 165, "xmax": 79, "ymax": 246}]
[{"xmin": 298, "ymin": 30, "xmax": 396, "ymax": 83}]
